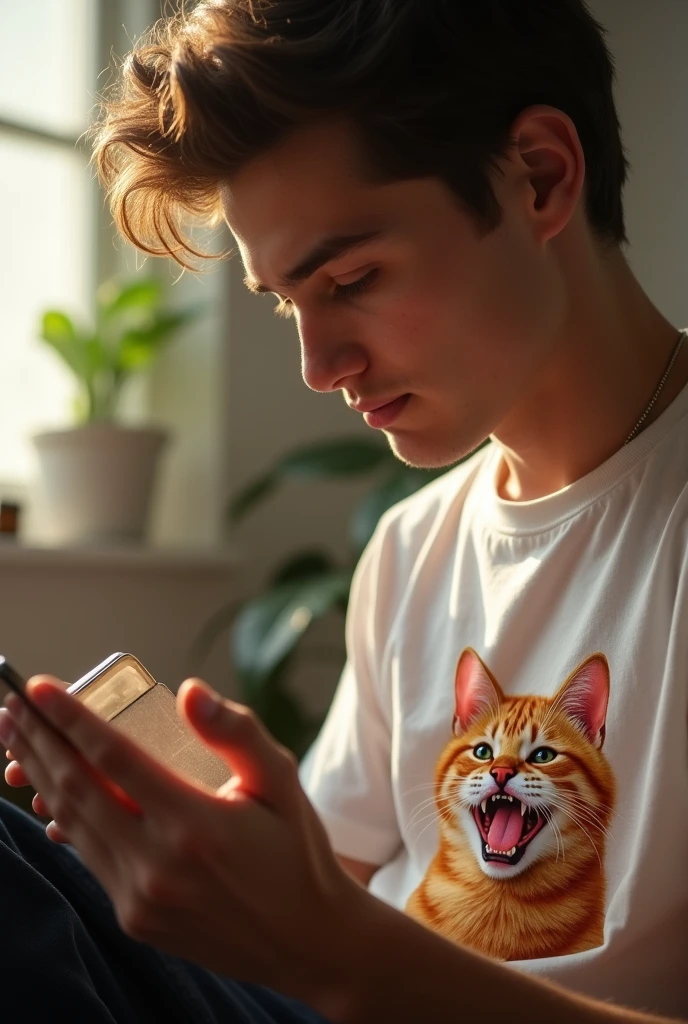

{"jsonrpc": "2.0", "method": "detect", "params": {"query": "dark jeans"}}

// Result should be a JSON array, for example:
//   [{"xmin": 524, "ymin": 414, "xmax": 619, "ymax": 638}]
[{"xmin": 0, "ymin": 798, "xmax": 330, "ymax": 1022}]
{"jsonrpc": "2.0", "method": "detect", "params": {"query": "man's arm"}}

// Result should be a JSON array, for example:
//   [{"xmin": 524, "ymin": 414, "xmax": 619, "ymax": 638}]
[
  {"xmin": 336, "ymin": 855, "xmax": 379, "ymax": 887},
  {"xmin": 8, "ymin": 675, "xmax": 682, "ymax": 1024},
  {"xmin": 314, "ymin": 890, "xmax": 684, "ymax": 1024}
]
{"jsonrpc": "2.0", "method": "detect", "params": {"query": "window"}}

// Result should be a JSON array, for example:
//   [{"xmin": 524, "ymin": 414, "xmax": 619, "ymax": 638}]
[
  {"xmin": 0, "ymin": 1, "xmax": 104, "ymax": 485},
  {"xmin": 0, "ymin": 1, "xmax": 229, "ymax": 548}
]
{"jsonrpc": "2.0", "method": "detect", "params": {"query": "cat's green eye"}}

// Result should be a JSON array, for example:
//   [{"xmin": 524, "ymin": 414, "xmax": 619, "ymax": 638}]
[
  {"xmin": 473, "ymin": 743, "xmax": 493, "ymax": 761},
  {"xmin": 529, "ymin": 747, "xmax": 557, "ymax": 764}
]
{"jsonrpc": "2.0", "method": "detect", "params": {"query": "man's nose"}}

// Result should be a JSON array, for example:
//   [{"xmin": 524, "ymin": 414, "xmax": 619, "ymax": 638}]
[{"xmin": 299, "ymin": 317, "xmax": 368, "ymax": 393}]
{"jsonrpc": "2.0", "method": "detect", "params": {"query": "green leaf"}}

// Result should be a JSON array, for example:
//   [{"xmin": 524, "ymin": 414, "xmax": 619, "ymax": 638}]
[
  {"xmin": 185, "ymin": 598, "xmax": 242, "ymax": 673},
  {"xmin": 271, "ymin": 550, "xmax": 334, "ymax": 585},
  {"xmin": 228, "ymin": 473, "xmax": 278, "ymax": 524},
  {"xmin": 249, "ymin": 674, "xmax": 313, "ymax": 756},
  {"xmin": 349, "ymin": 467, "xmax": 436, "ymax": 553},
  {"xmin": 228, "ymin": 437, "xmax": 393, "ymax": 524},
  {"xmin": 231, "ymin": 569, "xmax": 353, "ymax": 699},
  {"xmin": 83, "ymin": 335, "xmax": 110, "ymax": 375},
  {"xmin": 41, "ymin": 310, "xmax": 77, "ymax": 343},
  {"xmin": 348, "ymin": 439, "xmax": 492, "ymax": 553},
  {"xmin": 114, "ymin": 307, "xmax": 204, "ymax": 372},
  {"xmin": 97, "ymin": 277, "xmax": 163, "ymax": 320},
  {"xmin": 279, "ymin": 437, "xmax": 392, "ymax": 477},
  {"xmin": 71, "ymin": 391, "xmax": 91, "ymax": 424},
  {"xmin": 39, "ymin": 311, "xmax": 87, "ymax": 380}
]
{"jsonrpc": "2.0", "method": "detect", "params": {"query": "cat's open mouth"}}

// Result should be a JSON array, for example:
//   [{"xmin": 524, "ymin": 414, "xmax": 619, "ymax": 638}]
[{"xmin": 473, "ymin": 794, "xmax": 547, "ymax": 866}]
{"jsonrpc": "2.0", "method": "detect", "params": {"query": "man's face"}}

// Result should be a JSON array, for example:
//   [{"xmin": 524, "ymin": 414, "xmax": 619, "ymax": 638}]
[{"xmin": 222, "ymin": 122, "xmax": 565, "ymax": 468}]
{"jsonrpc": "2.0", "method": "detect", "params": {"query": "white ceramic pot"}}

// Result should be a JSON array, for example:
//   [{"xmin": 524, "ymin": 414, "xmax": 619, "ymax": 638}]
[{"xmin": 32, "ymin": 424, "xmax": 169, "ymax": 545}]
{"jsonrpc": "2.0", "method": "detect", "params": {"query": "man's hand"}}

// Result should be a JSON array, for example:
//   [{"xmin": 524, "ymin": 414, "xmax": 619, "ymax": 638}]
[
  {"xmin": 0, "ymin": 676, "xmax": 366, "ymax": 1002},
  {"xmin": 5, "ymin": 679, "xmax": 71, "ymax": 841},
  {"xmin": 336, "ymin": 854, "xmax": 379, "ymax": 887},
  {"xmin": 3, "ymin": 679, "xmax": 677, "ymax": 1024}
]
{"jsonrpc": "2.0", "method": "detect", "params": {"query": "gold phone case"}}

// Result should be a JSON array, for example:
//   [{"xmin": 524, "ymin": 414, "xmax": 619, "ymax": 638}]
[{"xmin": 67, "ymin": 653, "xmax": 230, "ymax": 790}]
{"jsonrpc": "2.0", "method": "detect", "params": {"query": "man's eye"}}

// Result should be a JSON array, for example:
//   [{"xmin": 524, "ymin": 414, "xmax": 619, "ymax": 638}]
[{"xmin": 332, "ymin": 268, "xmax": 379, "ymax": 301}]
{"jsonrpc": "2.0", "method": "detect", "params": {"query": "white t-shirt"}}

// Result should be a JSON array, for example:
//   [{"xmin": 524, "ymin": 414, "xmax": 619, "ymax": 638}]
[{"xmin": 300, "ymin": 372, "xmax": 688, "ymax": 1019}]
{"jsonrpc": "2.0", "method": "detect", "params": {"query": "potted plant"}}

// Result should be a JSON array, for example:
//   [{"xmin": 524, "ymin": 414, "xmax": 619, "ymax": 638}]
[
  {"xmin": 32, "ymin": 276, "xmax": 203, "ymax": 546},
  {"xmin": 190, "ymin": 436, "xmax": 489, "ymax": 755}
]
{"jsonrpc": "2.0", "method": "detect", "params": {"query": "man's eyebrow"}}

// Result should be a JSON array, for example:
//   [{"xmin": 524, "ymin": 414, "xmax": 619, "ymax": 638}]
[{"xmin": 243, "ymin": 230, "xmax": 382, "ymax": 295}]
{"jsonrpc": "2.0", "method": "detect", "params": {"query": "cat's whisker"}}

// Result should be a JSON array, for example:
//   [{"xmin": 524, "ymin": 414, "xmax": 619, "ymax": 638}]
[
  {"xmin": 540, "ymin": 806, "xmax": 565, "ymax": 863},
  {"xmin": 557, "ymin": 805, "xmax": 613, "ymax": 841},
  {"xmin": 406, "ymin": 798, "xmax": 444, "ymax": 829},
  {"xmin": 550, "ymin": 796, "xmax": 613, "ymax": 842},
  {"xmin": 551, "ymin": 819, "xmax": 565, "ymax": 864},
  {"xmin": 406, "ymin": 797, "xmax": 442, "ymax": 820},
  {"xmin": 557, "ymin": 792, "xmax": 617, "ymax": 826},
  {"xmin": 407, "ymin": 810, "xmax": 443, "ymax": 845},
  {"xmin": 549, "ymin": 792, "xmax": 607, "ymax": 824},
  {"xmin": 400, "ymin": 783, "xmax": 444, "ymax": 797},
  {"xmin": 550, "ymin": 804, "xmax": 603, "ymax": 867},
  {"xmin": 538, "ymin": 685, "xmax": 576, "ymax": 736},
  {"xmin": 402, "ymin": 808, "xmax": 442, "ymax": 838}
]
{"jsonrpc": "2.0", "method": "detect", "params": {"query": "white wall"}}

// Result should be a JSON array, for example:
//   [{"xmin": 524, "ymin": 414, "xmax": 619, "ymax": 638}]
[{"xmin": 590, "ymin": 0, "xmax": 688, "ymax": 322}]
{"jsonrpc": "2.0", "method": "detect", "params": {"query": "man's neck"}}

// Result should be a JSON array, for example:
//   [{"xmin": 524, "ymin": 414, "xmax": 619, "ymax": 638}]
[{"xmin": 494, "ymin": 246, "xmax": 686, "ymax": 502}]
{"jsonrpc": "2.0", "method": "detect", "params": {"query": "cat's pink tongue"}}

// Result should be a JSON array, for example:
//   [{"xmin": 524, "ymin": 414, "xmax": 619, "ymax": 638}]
[{"xmin": 487, "ymin": 805, "xmax": 523, "ymax": 852}]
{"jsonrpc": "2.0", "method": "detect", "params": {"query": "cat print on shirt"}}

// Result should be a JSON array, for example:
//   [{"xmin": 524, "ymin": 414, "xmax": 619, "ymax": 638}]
[{"xmin": 405, "ymin": 648, "xmax": 616, "ymax": 961}]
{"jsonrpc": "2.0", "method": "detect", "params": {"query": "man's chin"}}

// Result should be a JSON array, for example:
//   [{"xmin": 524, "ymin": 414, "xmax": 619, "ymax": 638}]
[{"xmin": 386, "ymin": 432, "xmax": 483, "ymax": 471}]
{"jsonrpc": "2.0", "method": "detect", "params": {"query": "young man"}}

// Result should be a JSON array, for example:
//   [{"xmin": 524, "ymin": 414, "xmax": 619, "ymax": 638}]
[{"xmin": 1, "ymin": 0, "xmax": 686, "ymax": 1021}]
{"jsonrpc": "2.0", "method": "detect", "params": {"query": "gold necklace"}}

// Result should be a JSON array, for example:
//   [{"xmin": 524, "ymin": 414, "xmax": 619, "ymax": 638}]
[{"xmin": 623, "ymin": 330, "xmax": 685, "ymax": 445}]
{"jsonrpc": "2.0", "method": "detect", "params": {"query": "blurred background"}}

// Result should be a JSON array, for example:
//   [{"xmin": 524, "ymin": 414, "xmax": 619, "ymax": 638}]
[{"xmin": 1, "ymin": 0, "xmax": 687, "ymax": 789}]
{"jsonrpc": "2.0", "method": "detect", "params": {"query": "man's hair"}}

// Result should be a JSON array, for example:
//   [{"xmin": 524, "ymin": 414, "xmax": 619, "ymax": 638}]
[{"xmin": 92, "ymin": 0, "xmax": 629, "ymax": 268}]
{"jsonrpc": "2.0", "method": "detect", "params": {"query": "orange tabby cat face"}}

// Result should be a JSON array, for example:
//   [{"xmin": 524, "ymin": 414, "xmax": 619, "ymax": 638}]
[{"xmin": 436, "ymin": 648, "xmax": 615, "ymax": 881}]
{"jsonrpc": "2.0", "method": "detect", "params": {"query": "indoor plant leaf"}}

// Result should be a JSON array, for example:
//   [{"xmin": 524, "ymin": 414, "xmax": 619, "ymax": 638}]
[
  {"xmin": 350, "ymin": 440, "xmax": 493, "ymax": 553},
  {"xmin": 278, "ymin": 437, "xmax": 392, "ymax": 477},
  {"xmin": 231, "ymin": 569, "xmax": 353, "ymax": 700},
  {"xmin": 247, "ymin": 670, "xmax": 315, "ymax": 756},
  {"xmin": 349, "ymin": 466, "xmax": 436, "ymax": 553},
  {"xmin": 186, "ymin": 597, "xmax": 243, "ymax": 675},
  {"xmin": 229, "ymin": 436, "xmax": 393, "ymax": 524},
  {"xmin": 271, "ymin": 549, "xmax": 335, "ymax": 584},
  {"xmin": 96, "ymin": 277, "xmax": 163, "ymax": 320},
  {"xmin": 228, "ymin": 472, "xmax": 278, "ymax": 524},
  {"xmin": 39, "ymin": 311, "xmax": 88, "ymax": 380},
  {"xmin": 114, "ymin": 307, "xmax": 205, "ymax": 372}
]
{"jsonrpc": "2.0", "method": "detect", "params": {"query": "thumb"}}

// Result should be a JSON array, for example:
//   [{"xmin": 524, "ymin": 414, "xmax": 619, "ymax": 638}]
[{"xmin": 178, "ymin": 679, "xmax": 298, "ymax": 808}]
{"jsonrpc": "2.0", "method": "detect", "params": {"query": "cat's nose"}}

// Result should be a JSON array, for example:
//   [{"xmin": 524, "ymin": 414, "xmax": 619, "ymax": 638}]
[{"xmin": 490, "ymin": 764, "xmax": 516, "ymax": 788}]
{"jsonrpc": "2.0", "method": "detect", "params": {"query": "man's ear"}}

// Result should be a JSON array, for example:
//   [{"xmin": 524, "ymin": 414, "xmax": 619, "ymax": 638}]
[{"xmin": 507, "ymin": 104, "xmax": 585, "ymax": 244}]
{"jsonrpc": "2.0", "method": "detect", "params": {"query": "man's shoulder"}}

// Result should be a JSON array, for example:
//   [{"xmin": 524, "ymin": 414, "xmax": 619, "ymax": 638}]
[{"xmin": 375, "ymin": 442, "xmax": 492, "ymax": 551}]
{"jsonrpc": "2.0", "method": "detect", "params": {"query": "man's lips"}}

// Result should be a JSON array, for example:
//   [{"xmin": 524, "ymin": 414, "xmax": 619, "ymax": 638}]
[{"xmin": 351, "ymin": 394, "xmax": 410, "ymax": 429}]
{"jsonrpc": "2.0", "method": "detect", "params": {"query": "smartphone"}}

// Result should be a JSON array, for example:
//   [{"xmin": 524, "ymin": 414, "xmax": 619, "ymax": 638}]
[
  {"xmin": 0, "ymin": 653, "xmax": 230, "ymax": 789},
  {"xmin": 0, "ymin": 655, "xmax": 74, "ymax": 746}
]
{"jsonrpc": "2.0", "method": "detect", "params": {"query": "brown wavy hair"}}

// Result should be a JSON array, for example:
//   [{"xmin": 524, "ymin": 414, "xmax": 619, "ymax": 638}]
[{"xmin": 91, "ymin": 0, "xmax": 629, "ymax": 269}]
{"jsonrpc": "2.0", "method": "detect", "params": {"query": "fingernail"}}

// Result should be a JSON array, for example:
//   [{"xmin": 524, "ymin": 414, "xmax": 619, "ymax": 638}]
[
  {"xmin": 3, "ymin": 693, "xmax": 22, "ymax": 715},
  {"xmin": 30, "ymin": 683, "xmax": 60, "ymax": 713},
  {"xmin": 195, "ymin": 686, "xmax": 221, "ymax": 721},
  {"xmin": 0, "ymin": 712, "xmax": 16, "ymax": 748}
]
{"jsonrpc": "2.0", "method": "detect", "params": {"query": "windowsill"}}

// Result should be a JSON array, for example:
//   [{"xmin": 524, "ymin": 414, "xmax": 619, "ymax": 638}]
[{"xmin": 0, "ymin": 538, "xmax": 241, "ymax": 573}]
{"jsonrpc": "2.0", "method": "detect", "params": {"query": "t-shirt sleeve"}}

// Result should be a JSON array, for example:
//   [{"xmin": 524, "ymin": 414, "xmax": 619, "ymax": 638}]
[{"xmin": 299, "ymin": 526, "xmax": 401, "ymax": 867}]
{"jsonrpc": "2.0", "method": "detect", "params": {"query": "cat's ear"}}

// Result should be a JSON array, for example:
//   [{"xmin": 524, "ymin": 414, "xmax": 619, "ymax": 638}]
[
  {"xmin": 554, "ymin": 654, "xmax": 610, "ymax": 749},
  {"xmin": 453, "ymin": 648, "xmax": 503, "ymax": 736}
]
